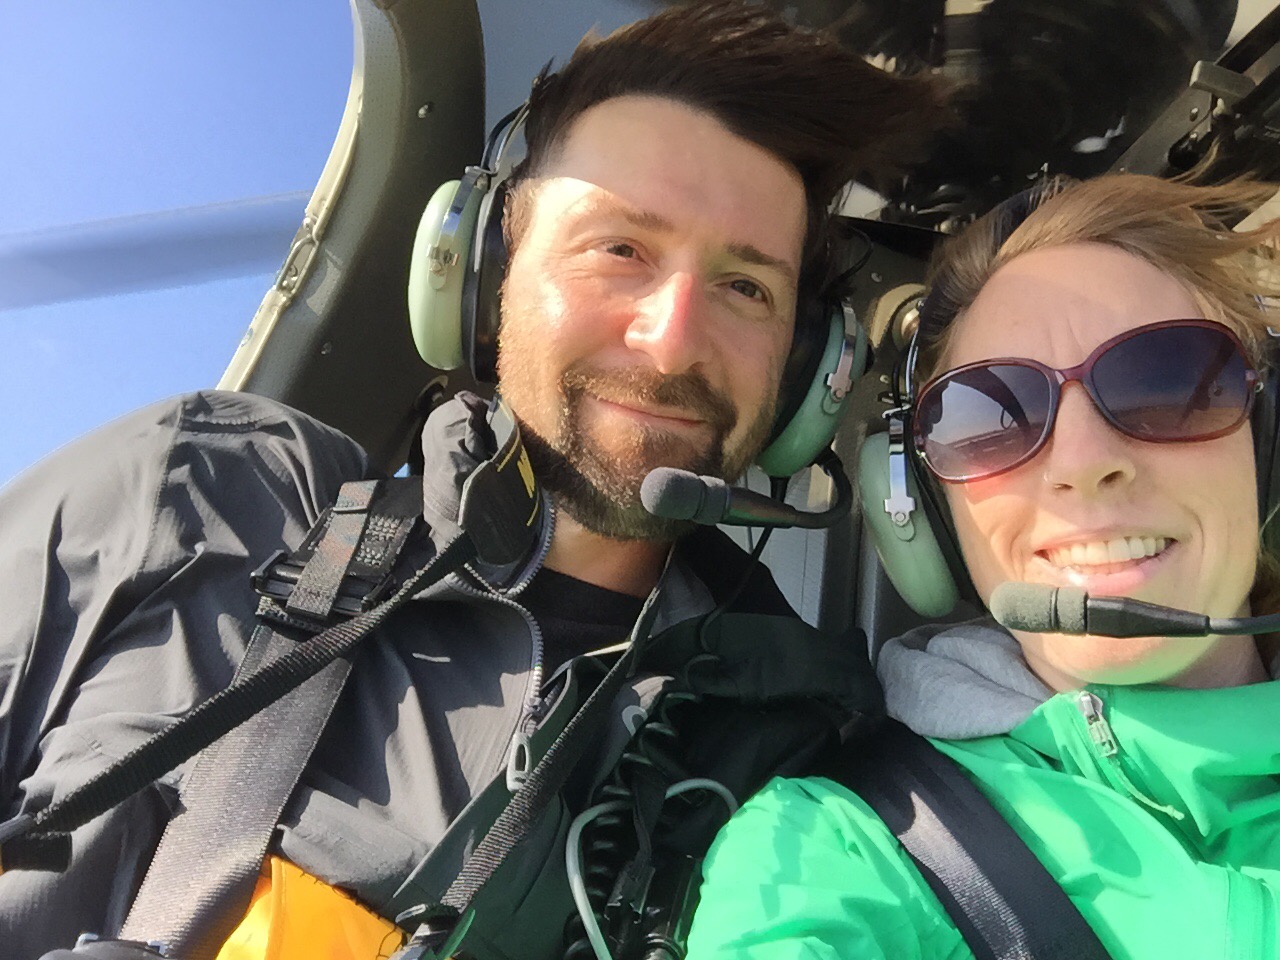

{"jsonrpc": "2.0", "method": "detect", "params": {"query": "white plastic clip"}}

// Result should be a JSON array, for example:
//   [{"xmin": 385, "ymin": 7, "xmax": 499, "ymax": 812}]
[
  {"xmin": 506, "ymin": 731, "xmax": 532, "ymax": 792},
  {"xmin": 884, "ymin": 416, "xmax": 916, "ymax": 527}
]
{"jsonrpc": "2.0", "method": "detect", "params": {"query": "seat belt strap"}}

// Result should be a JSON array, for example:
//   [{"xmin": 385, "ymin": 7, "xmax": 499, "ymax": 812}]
[
  {"xmin": 121, "ymin": 478, "xmax": 423, "ymax": 960},
  {"xmin": 820, "ymin": 720, "xmax": 1112, "ymax": 960},
  {"xmin": 121, "ymin": 624, "xmax": 353, "ymax": 960},
  {"xmin": 285, "ymin": 482, "xmax": 378, "ymax": 620}
]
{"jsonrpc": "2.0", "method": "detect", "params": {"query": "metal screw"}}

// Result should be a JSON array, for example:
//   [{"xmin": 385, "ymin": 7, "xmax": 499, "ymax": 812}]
[
  {"xmin": 320, "ymin": 342, "xmax": 333, "ymax": 356},
  {"xmin": 870, "ymin": 272, "xmax": 883, "ymax": 283},
  {"xmin": 417, "ymin": 102, "xmax": 435, "ymax": 118},
  {"xmin": 1189, "ymin": 106, "xmax": 1200, "ymax": 121}
]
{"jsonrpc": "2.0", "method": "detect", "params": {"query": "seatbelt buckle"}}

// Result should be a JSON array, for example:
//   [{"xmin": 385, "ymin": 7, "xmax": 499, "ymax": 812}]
[
  {"xmin": 36, "ymin": 934, "xmax": 170, "ymax": 959},
  {"xmin": 250, "ymin": 550, "xmax": 396, "ymax": 621}
]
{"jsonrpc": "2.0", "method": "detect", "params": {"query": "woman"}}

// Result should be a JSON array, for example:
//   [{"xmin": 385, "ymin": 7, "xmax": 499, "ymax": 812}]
[{"xmin": 686, "ymin": 174, "xmax": 1280, "ymax": 959}]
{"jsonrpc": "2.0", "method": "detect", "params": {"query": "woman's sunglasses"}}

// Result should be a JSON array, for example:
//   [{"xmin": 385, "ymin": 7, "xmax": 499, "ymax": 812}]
[{"xmin": 913, "ymin": 319, "xmax": 1261, "ymax": 483}]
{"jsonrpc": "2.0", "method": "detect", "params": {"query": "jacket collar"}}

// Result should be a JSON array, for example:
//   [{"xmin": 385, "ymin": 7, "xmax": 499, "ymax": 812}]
[{"xmin": 1020, "ymin": 679, "xmax": 1280, "ymax": 852}]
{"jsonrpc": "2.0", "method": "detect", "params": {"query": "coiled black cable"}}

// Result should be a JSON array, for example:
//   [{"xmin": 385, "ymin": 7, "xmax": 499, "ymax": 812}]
[
  {"xmin": 561, "ymin": 682, "xmax": 705, "ymax": 960},
  {"xmin": 562, "ymin": 527, "xmax": 776, "ymax": 960}
]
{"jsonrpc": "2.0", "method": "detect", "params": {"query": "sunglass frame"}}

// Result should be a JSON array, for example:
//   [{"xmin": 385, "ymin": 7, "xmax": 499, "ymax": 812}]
[{"xmin": 912, "ymin": 318, "xmax": 1261, "ymax": 483}]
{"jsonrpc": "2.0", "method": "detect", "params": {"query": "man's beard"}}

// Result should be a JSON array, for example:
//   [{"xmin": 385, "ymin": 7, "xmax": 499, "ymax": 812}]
[{"xmin": 519, "ymin": 363, "xmax": 776, "ymax": 542}]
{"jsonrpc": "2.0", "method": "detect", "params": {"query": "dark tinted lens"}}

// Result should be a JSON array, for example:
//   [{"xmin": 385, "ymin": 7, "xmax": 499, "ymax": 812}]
[
  {"xmin": 917, "ymin": 364, "xmax": 1054, "ymax": 480},
  {"xmin": 1093, "ymin": 325, "xmax": 1253, "ymax": 441}
]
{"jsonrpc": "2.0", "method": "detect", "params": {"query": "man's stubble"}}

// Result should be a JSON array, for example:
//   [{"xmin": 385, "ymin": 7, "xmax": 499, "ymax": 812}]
[{"xmin": 497, "ymin": 302, "xmax": 780, "ymax": 542}]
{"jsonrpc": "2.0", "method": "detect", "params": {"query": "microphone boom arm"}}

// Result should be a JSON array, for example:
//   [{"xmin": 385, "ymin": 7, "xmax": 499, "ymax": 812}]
[
  {"xmin": 640, "ymin": 450, "xmax": 853, "ymax": 530},
  {"xmin": 991, "ymin": 581, "xmax": 1280, "ymax": 638}
]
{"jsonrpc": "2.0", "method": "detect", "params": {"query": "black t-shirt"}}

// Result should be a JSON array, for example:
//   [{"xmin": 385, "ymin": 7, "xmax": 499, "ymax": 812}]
[{"xmin": 518, "ymin": 567, "xmax": 646, "ymax": 676}]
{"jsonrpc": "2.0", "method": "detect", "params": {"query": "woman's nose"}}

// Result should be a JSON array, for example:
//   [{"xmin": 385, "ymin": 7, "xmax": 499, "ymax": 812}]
[{"xmin": 1039, "ymin": 384, "xmax": 1137, "ymax": 494}]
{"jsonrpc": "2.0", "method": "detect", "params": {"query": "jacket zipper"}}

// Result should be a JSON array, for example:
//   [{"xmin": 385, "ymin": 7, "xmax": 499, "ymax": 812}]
[
  {"xmin": 448, "ymin": 572, "xmax": 546, "ymax": 790},
  {"xmin": 1074, "ymin": 691, "xmax": 1184, "ymax": 821},
  {"xmin": 505, "ymin": 497, "xmax": 556, "ymax": 732},
  {"xmin": 447, "ymin": 503, "xmax": 556, "ymax": 792}
]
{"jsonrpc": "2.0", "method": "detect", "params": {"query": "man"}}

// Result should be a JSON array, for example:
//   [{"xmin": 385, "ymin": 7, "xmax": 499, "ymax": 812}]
[{"xmin": 0, "ymin": 3, "xmax": 944, "ymax": 957}]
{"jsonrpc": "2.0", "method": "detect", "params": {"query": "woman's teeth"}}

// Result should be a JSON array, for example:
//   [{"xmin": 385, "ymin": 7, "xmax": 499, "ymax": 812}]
[{"xmin": 1043, "ymin": 536, "xmax": 1168, "ymax": 569}]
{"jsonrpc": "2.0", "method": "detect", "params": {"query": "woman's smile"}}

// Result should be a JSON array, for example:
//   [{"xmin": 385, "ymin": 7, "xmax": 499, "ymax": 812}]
[{"xmin": 1030, "ymin": 535, "xmax": 1176, "ymax": 594}]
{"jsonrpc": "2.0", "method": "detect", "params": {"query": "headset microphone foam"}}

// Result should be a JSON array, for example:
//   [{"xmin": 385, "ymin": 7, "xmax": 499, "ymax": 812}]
[
  {"xmin": 990, "ymin": 583, "xmax": 1088, "ymax": 634},
  {"xmin": 641, "ymin": 469, "xmax": 796, "ymax": 527},
  {"xmin": 989, "ymin": 582, "xmax": 1280, "ymax": 638},
  {"xmin": 641, "ymin": 455, "xmax": 852, "ymax": 530}
]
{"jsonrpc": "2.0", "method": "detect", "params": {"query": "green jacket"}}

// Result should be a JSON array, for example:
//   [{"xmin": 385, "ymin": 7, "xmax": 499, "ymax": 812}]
[{"xmin": 687, "ymin": 625, "xmax": 1280, "ymax": 959}]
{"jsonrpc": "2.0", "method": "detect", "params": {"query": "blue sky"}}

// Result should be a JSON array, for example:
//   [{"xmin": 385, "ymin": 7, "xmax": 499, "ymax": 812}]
[
  {"xmin": 0, "ymin": 2, "xmax": 349, "ymax": 485},
  {"xmin": 0, "ymin": 0, "xmax": 638, "ymax": 486}
]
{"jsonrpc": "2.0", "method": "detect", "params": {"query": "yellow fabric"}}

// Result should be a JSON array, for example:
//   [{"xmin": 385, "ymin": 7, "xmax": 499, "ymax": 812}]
[{"xmin": 216, "ymin": 855, "xmax": 406, "ymax": 960}]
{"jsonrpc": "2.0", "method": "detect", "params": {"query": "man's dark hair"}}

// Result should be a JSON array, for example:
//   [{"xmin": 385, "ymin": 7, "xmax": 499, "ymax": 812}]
[{"xmin": 505, "ymin": 0, "xmax": 951, "ymax": 278}]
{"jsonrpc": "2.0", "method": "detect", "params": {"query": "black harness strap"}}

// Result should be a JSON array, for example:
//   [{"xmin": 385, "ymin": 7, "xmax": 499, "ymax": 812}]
[
  {"xmin": 119, "ymin": 629, "xmax": 354, "ymax": 960},
  {"xmin": 120, "ymin": 479, "xmax": 424, "ymax": 960},
  {"xmin": 285, "ymin": 482, "xmax": 378, "ymax": 620},
  {"xmin": 820, "ymin": 720, "xmax": 1113, "ymax": 960}
]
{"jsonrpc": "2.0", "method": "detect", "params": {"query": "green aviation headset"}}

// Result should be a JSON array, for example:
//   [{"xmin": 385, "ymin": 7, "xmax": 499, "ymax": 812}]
[
  {"xmin": 857, "ymin": 300, "xmax": 963, "ymax": 619},
  {"xmin": 859, "ymin": 182, "xmax": 1280, "ymax": 619},
  {"xmin": 406, "ymin": 99, "xmax": 868, "ymax": 481}
]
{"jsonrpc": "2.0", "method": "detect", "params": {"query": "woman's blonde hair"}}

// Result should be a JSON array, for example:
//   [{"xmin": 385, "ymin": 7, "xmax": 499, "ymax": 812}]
[
  {"xmin": 917, "ymin": 174, "xmax": 1280, "ymax": 380},
  {"xmin": 917, "ymin": 173, "xmax": 1280, "ymax": 614}
]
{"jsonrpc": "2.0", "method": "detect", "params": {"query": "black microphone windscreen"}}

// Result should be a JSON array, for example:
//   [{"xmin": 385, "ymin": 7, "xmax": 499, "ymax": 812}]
[
  {"xmin": 989, "ymin": 583, "xmax": 1087, "ymax": 634},
  {"xmin": 641, "ymin": 468, "xmax": 723, "ymax": 524}
]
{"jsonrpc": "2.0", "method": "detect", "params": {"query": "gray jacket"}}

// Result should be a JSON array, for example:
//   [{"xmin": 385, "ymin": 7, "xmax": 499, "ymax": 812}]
[{"xmin": 0, "ymin": 390, "xmax": 750, "ymax": 958}]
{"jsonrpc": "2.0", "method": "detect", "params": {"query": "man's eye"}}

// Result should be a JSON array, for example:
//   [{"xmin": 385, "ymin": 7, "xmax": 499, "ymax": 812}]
[
  {"xmin": 729, "ymin": 277, "xmax": 766, "ymax": 302},
  {"xmin": 603, "ymin": 241, "xmax": 639, "ymax": 259}
]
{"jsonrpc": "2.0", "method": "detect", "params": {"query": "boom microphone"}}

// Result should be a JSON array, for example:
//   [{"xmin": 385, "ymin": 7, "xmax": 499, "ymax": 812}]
[
  {"xmin": 990, "ymin": 582, "xmax": 1280, "ymax": 638},
  {"xmin": 640, "ymin": 452, "xmax": 852, "ymax": 530}
]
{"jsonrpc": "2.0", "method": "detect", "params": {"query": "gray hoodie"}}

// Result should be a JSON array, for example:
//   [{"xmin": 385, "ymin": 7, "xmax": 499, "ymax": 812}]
[
  {"xmin": 875, "ymin": 618, "xmax": 1054, "ymax": 739},
  {"xmin": 877, "ymin": 616, "xmax": 1280, "ymax": 740}
]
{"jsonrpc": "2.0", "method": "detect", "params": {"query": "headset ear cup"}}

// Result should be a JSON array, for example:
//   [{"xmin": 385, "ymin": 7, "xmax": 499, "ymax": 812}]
[
  {"xmin": 462, "ymin": 180, "xmax": 511, "ymax": 384},
  {"xmin": 858, "ymin": 432, "xmax": 959, "ymax": 617},
  {"xmin": 756, "ymin": 306, "xmax": 867, "ymax": 478},
  {"xmin": 408, "ymin": 179, "xmax": 485, "ymax": 370}
]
